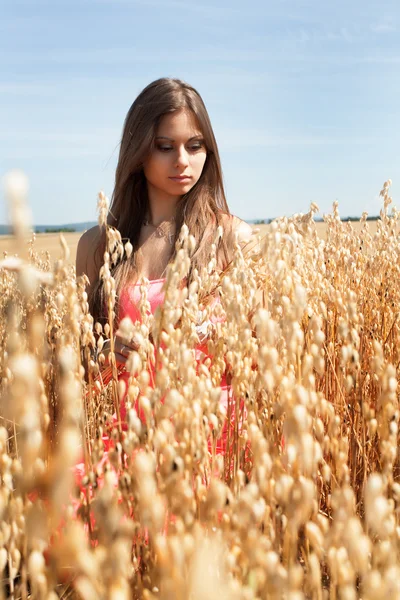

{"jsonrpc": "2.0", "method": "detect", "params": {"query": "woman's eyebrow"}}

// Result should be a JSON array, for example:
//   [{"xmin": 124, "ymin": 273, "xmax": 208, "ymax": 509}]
[{"xmin": 155, "ymin": 135, "xmax": 203, "ymax": 142}]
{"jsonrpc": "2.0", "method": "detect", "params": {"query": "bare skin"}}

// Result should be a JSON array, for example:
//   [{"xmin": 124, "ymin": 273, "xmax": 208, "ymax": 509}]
[{"xmin": 76, "ymin": 110, "xmax": 253, "ymax": 365}]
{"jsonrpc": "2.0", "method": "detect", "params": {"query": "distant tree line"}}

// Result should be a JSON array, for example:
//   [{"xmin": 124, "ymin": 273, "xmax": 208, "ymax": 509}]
[
  {"xmin": 41, "ymin": 227, "xmax": 76, "ymax": 233},
  {"xmin": 253, "ymin": 216, "xmax": 379, "ymax": 225},
  {"xmin": 345, "ymin": 216, "xmax": 379, "ymax": 222},
  {"xmin": 253, "ymin": 219, "xmax": 272, "ymax": 225}
]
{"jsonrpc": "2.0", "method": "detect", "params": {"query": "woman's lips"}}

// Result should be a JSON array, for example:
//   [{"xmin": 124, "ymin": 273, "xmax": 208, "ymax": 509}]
[{"xmin": 169, "ymin": 176, "xmax": 191, "ymax": 183}]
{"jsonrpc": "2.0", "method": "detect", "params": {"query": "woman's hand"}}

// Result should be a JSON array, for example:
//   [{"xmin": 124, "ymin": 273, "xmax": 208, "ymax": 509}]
[
  {"xmin": 101, "ymin": 334, "xmax": 139, "ymax": 366},
  {"xmin": 196, "ymin": 319, "xmax": 216, "ymax": 345}
]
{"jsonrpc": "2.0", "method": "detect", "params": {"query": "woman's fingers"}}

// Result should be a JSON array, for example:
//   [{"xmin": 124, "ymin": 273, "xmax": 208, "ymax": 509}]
[
  {"xmin": 117, "ymin": 340, "xmax": 138, "ymax": 357},
  {"xmin": 102, "ymin": 337, "xmax": 138, "ymax": 358},
  {"xmin": 102, "ymin": 351, "xmax": 127, "ymax": 367},
  {"xmin": 114, "ymin": 352, "xmax": 127, "ymax": 365}
]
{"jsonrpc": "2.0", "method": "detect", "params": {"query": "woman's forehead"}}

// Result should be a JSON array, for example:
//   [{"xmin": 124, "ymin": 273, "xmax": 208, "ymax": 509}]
[{"xmin": 156, "ymin": 109, "xmax": 202, "ymax": 139}]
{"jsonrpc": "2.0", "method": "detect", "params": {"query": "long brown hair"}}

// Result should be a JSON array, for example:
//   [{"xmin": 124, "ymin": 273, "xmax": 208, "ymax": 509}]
[{"xmin": 90, "ymin": 77, "xmax": 233, "ymax": 324}]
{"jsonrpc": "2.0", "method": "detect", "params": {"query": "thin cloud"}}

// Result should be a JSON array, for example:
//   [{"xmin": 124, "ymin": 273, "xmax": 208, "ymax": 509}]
[
  {"xmin": 0, "ymin": 129, "xmax": 120, "ymax": 144},
  {"xmin": 371, "ymin": 17, "xmax": 396, "ymax": 33},
  {"xmin": 0, "ymin": 82, "xmax": 58, "ymax": 96},
  {"xmin": 6, "ymin": 148, "xmax": 106, "ymax": 160},
  {"xmin": 2, "ymin": 128, "xmax": 121, "ymax": 161},
  {"xmin": 217, "ymin": 128, "xmax": 375, "ymax": 151},
  {"xmin": 356, "ymin": 54, "xmax": 400, "ymax": 64},
  {"xmin": 1, "ymin": 46, "xmax": 269, "ymax": 66},
  {"xmin": 81, "ymin": 0, "xmax": 242, "ymax": 19}
]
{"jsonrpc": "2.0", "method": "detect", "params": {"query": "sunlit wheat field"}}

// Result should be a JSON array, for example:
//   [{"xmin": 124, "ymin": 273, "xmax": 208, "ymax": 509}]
[
  {"xmin": 0, "ymin": 220, "xmax": 380, "ymax": 267},
  {"xmin": 0, "ymin": 173, "xmax": 398, "ymax": 599}
]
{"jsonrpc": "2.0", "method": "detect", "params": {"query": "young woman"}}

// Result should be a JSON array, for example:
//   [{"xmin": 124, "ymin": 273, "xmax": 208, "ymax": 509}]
[{"xmin": 76, "ymin": 77, "xmax": 252, "ymax": 365}]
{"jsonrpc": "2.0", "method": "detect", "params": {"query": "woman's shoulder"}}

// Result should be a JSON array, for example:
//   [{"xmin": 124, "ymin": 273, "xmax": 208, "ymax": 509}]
[
  {"xmin": 76, "ymin": 225, "xmax": 103, "ymax": 282},
  {"xmin": 219, "ymin": 212, "xmax": 253, "ymax": 244},
  {"xmin": 78, "ymin": 224, "xmax": 102, "ymax": 245}
]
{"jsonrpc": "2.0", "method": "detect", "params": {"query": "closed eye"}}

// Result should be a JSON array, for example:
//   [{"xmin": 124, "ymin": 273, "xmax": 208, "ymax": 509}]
[
  {"xmin": 189, "ymin": 143, "xmax": 204, "ymax": 151},
  {"xmin": 156, "ymin": 140, "xmax": 205, "ymax": 153}
]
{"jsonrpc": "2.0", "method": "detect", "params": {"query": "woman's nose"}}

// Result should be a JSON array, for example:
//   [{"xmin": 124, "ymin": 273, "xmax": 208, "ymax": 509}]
[{"xmin": 175, "ymin": 146, "xmax": 189, "ymax": 168}]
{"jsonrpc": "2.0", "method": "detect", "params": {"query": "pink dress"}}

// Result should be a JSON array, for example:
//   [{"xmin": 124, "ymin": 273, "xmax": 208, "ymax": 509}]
[
  {"xmin": 117, "ymin": 278, "xmax": 237, "ymax": 456},
  {"xmin": 44, "ymin": 277, "xmax": 248, "ymax": 556},
  {"xmin": 74, "ymin": 278, "xmax": 243, "ymax": 493}
]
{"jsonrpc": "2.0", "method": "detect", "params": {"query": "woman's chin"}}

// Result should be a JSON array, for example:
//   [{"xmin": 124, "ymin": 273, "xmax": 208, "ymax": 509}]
[{"xmin": 166, "ymin": 182, "xmax": 194, "ymax": 195}]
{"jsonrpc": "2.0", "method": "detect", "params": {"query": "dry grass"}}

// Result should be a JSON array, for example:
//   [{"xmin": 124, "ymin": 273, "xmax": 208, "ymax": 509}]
[
  {"xmin": 0, "ymin": 221, "xmax": 380, "ymax": 266},
  {"xmin": 0, "ymin": 173, "xmax": 399, "ymax": 599},
  {"xmin": 256, "ymin": 218, "xmax": 379, "ymax": 240},
  {"xmin": 0, "ymin": 232, "xmax": 81, "ymax": 266}
]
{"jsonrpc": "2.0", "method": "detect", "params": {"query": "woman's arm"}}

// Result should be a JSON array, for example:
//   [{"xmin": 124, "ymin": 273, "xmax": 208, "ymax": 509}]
[
  {"xmin": 76, "ymin": 226, "xmax": 139, "ymax": 370},
  {"xmin": 76, "ymin": 225, "xmax": 101, "ymax": 297}
]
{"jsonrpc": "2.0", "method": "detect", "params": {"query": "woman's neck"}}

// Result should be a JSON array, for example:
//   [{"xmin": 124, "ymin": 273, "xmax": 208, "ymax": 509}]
[{"xmin": 146, "ymin": 184, "xmax": 179, "ymax": 227}]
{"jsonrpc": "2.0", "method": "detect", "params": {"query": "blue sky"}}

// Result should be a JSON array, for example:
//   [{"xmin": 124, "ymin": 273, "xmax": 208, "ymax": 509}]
[{"xmin": 1, "ymin": 0, "xmax": 400, "ymax": 224}]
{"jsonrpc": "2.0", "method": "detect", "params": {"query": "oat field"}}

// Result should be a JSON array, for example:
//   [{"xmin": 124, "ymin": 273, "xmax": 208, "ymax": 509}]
[
  {"xmin": 0, "ymin": 222, "xmax": 381, "ymax": 268},
  {"xmin": 0, "ymin": 172, "xmax": 399, "ymax": 599},
  {"xmin": 0, "ymin": 232, "xmax": 81, "ymax": 266}
]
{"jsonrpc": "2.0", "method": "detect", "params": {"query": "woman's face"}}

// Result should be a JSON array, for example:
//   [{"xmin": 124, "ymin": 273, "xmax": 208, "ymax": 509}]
[{"xmin": 143, "ymin": 109, "xmax": 207, "ymax": 203}]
